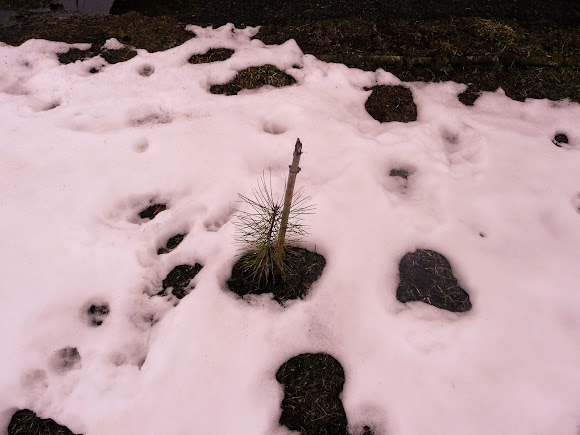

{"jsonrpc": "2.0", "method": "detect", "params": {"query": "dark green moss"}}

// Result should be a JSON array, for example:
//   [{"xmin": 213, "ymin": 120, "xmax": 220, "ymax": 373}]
[
  {"xmin": 276, "ymin": 353, "xmax": 348, "ymax": 435},
  {"xmin": 8, "ymin": 409, "xmax": 79, "ymax": 435},
  {"xmin": 365, "ymin": 85, "xmax": 417, "ymax": 123},
  {"xmin": 396, "ymin": 249, "xmax": 472, "ymax": 312},
  {"xmin": 209, "ymin": 64, "xmax": 296, "ymax": 95},
  {"xmin": 226, "ymin": 246, "xmax": 325, "ymax": 303}
]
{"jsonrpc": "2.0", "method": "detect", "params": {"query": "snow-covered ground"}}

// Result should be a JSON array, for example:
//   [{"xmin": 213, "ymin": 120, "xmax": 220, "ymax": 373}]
[{"xmin": 1, "ymin": 24, "xmax": 579, "ymax": 435}]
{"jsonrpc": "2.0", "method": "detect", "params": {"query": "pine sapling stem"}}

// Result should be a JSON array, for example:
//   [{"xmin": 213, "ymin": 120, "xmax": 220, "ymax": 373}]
[{"xmin": 277, "ymin": 138, "xmax": 302, "ymax": 262}]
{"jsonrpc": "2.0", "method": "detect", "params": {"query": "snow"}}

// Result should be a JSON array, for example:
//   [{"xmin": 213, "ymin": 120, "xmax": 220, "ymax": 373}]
[{"xmin": 1, "ymin": 23, "xmax": 580, "ymax": 435}]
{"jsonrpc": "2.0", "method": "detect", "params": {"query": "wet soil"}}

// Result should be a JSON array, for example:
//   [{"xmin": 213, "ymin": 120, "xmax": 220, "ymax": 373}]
[
  {"xmin": 159, "ymin": 263, "xmax": 203, "ymax": 299},
  {"xmin": 276, "ymin": 353, "xmax": 348, "ymax": 435},
  {"xmin": 0, "ymin": 11, "xmax": 577, "ymax": 104},
  {"xmin": 209, "ymin": 64, "xmax": 296, "ymax": 96},
  {"xmin": 157, "ymin": 233, "xmax": 186, "ymax": 255},
  {"xmin": 365, "ymin": 85, "xmax": 417, "ymax": 123},
  {"xmin": 226, "ymin": 247, "xmax": 325, "ymax": 303},
  {"xmin": 188, "ymin": 47, "xmax": 234, "ymax": 64},
  {"xmin": 396, "ymin": 249, "xmax": 472, "ymax": 312},
  {"xmin": 138, "ymin": 203, "xmax": 166, "ymax": 220},
  {"xmin": 8, "ymin": 409, "xmax": 79, "ymax": 435}
]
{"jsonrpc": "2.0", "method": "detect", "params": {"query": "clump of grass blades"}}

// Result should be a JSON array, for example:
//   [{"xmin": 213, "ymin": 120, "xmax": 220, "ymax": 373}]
[{"xmin": 234, "ymin": 172, "xmax": 313, "ymax": 290}]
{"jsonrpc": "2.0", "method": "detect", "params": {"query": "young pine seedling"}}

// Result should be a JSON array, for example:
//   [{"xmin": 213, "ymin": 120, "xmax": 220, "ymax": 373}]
[{"xmin": 234, "ymin": 139, "xmax": 313, "ymax": 289}]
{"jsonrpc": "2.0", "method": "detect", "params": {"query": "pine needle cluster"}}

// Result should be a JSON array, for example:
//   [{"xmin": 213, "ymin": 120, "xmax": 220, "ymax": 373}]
[{"xmin": 234, "ymin": 172, "xmax": 313, "ymax": 288}]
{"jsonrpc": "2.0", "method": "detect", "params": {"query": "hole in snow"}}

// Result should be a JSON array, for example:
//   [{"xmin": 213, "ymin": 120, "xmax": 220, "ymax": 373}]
[
  {"xmin": 156, "ymin": 264, "xmax": 203, "ymax": 300},
  {"xmin": 157, "ymin": 233, "xmax": 186, "ymax": 255},
  {"xmin": 138, "ymin": 203, "xmax": 167, "ymax": 221},
  {"xmin": 262, "ymin": 120, "xmax": 287, "ymax": 135},
  {"xmin": 42, "ymin": 100, "xmax": 61, "ymax": 111},
  {"xmin": 442, "ymin": 129, "xmax": 460, "ymax": 145},
  {"xmin": 203, "ymin": 205, "xmax": 235, "ymax": 232},
  {"xmin": 81, "ymin": 298, "xmax": 110, "ymax": 327},
  {"xmin": 130, "ymin": 311, "xmax": 160, "ymax": 331},
  {"xmin": 572, "ymin": 193, "xmax": 580, "ymax": 215},
  {"xmin": 389, "ymin": 167, "xmax": 413, "ymax": 180},
  {"xmin": 89, "ymin": 65, "xmax": 105, "ymax": 74},
  {"xmin": 21, "ymin": 369, "xmax": 48, "ymax": 391},
  {"xmin": 130, "ymin": 112, "xmax": 172, "ymax": 127},
  {"xmin": 133, "ymin": 138, "xmax": 149, "ymax": 153},
  {"xmin": 396, "ymin": 249, "xmax": 472, "ymax": 312},
  {"xmin": 139, "ymin": 64, "xmax": 155, "ymax": 77},
  {"xmin": 552, "ymin": 133, "xmax": 569, "ymax": 148},
  {"xmin": 386, "ymin": 165, "xmax": 416, "ymax": 194},
  {"xmin": 276, "ymin": 353, "xmax": 348, "ymax": 435},
  {"xmin": 50, "ymin": 347, "xmax": 81, "ymax": 374}
]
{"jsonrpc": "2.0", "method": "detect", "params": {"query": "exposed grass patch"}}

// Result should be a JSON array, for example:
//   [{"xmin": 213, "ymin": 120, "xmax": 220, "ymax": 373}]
[
  {"xmin": 188, "ymin": 47, "xmax": 234, "ymax": 64},
  {"xmin": 159, "ymin": 263, "xmax": 203, "ymax": 299},
  {"xmin": 396, "ymin": 249, "xmax": 472, "ymax": 312},
  {"xmin": 257, "ymin": 17, "xmax": 578, "ymax": 60},
  {"xmin": 209, "ymin": 64, "xmax": 296, "ymax": 95},
  {"xmin": 257, "ymin": 17, "xmax": 580, "ymax": 103},
  {"xmin": 0, "ymin": 11, "xmax": 193, "ymax": 53},
  {"xmin": 1, "ymin": 13, "xmax": 576, "ymax": 102},
  {"xmin": 8, "ymin": 409, "xmax": 78, "ymax": 435},
  {"xmin": 226, "ymin": 246, "xmax": 325, "ymax": 303},
  {"xmin": 100, "ymin": 47, "xmax": 137, "ymax": 64},
  {"xmin": 276, "ymin": 353, "xmax": 348, "ymax": 435},
  {"xmin": 365, "ymin": 85, "xmax": 417, "ymax": 123},
  {"xmin": 58, "ymin": 45, "xmax": 137, "ymax": 65}
]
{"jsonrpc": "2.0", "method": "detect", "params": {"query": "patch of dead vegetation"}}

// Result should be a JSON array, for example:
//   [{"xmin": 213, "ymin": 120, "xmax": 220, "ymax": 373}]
[
  {"xmin": 276, "ymin": 353, "xmax": 348, "ymax": 434},
  {"xmin": 226, "ymin": 247, "xmax": 325, "ymax": 303},
  {"xmin": 396, "ymin": 249, "xmax": 472, "ymax": 312},
  {"xmin": 209, "ymin": 64, "xmax": 296, "ymax": 95},
  {"xmin": 158, "ymin": 263, "xmax": 203, "ymax": 299},
  {"xmin": 8, "ymin": 409, "xmax": 78, "ymax": 435},
  {"xmin": 188, "ymin": 47, "xmax": 234, "ymax": 64},
  {"xmin": 365, "ymin": 85, "xmax": 417, "ymax": 123},
  {"xmin": 1, "ymin": 11, "xmax": 193, "ymax": 53}
]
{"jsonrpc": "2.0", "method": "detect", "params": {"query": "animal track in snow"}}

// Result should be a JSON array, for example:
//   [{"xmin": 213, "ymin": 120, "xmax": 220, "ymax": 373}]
[
  {"xmin": 81, "ymin": 298, "xmax": 110, "ymax": 327},
  {"xmin": 156, "ymin": 264, "xmax": 203, "ymax": 300},
  {"xmin": 138, "ymin": 202, "xmax": 167, "ymax": 221},
  {"xmin": 138, "ymin": 64, "xmax": 155, "ymax": 77},
  {"xmin": 50, "ymin": 347, "xmax": 81, "ymax": 374},
  {"xmin": 157, "ymin": 233, "xmax": 186, "ymax": 255},
  {"xmin": 386, "ymin": 165, "xmax": 416, "ymax": 194}
]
